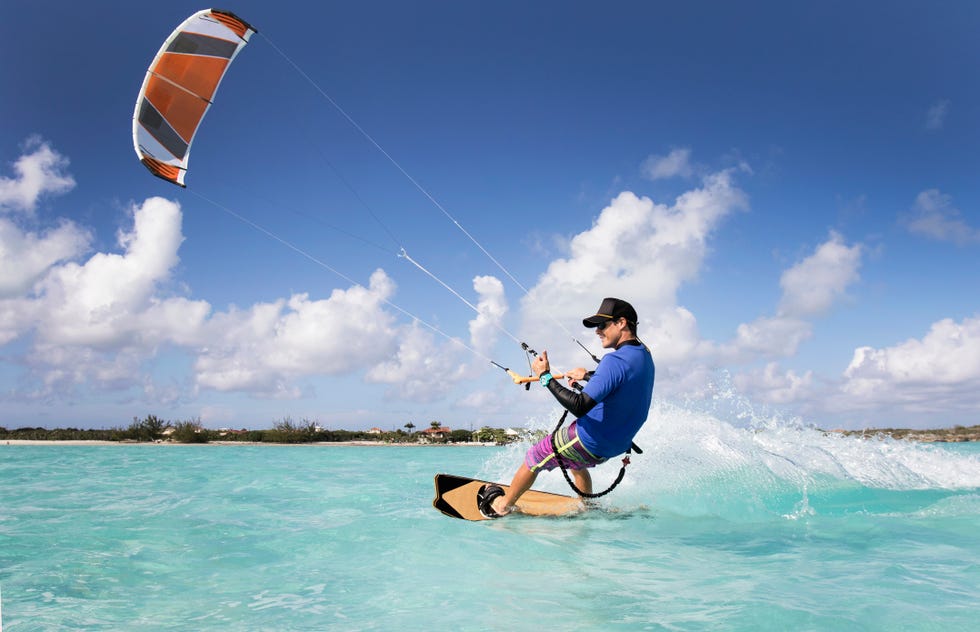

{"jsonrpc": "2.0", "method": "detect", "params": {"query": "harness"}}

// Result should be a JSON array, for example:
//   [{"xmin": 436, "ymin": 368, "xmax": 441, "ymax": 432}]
[
  {"xmin": 548, "ymin": 409, "xmax": 642, "ymax": 499},
  {"xmin": 520, "ymin": 337, "xmax": 649, "ymax": 499}
]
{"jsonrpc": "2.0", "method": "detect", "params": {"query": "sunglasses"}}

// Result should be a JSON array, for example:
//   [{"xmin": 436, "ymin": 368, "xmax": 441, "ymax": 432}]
[{"xmin": 596, "ymin": 319, "xmax": 619, "ymax": 332}]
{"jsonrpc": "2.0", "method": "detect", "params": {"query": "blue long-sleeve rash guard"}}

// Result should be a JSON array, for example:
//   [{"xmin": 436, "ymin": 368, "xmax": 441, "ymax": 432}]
[{"xmin": 565, "ymin": 341, "xmax": 655, "ymax": 457}]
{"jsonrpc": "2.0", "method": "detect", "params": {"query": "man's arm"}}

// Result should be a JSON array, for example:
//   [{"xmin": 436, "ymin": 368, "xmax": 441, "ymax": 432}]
[
  {"xmin": 533, "ymin": 350, "xmax": 598, "ymax": 417},
  {"xmin": 545, "ymin": 377, "xmax": 596, "ymax": 417}
]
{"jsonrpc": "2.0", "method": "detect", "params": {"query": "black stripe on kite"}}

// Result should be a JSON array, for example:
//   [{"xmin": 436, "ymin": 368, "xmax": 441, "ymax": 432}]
[
  {"xmin": 138, "ymin": 98, "xmax": 189, "ymax": 161},
  {"xmin": 166, "ymin": 32, "xmax": 238, "ymax": 59}
]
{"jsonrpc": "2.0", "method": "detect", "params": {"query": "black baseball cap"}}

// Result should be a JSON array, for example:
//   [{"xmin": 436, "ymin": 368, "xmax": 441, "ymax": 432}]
[{"xmin": 582, "ymin": 297, "xmax": 638, "ymax": 328}]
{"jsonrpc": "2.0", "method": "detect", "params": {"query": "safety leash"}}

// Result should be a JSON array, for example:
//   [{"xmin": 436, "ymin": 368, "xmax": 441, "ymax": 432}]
[{"xmin": 548, "ymin": 410, "xmax": 640, "ymax": 499}]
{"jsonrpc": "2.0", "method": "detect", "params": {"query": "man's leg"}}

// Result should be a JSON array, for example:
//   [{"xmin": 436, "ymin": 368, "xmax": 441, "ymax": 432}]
[
  {"xmin": 572, "ymin": 467, "xmax": 592, "ymax": 496},
  {"xmin": 491, "ymin": 462, "xmax": 538, "ymax": 516}
]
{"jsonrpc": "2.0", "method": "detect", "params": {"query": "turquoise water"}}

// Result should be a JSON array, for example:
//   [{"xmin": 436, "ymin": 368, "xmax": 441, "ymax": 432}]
[{"xmin": 2, "ymin": 408, "xmax": 979, "ymax": 631}]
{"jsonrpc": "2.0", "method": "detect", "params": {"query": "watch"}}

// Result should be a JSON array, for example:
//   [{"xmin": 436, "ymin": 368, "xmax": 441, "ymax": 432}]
[{"xmin": 539, "ymin": 371, "xmax": 553, "ymax": 387}]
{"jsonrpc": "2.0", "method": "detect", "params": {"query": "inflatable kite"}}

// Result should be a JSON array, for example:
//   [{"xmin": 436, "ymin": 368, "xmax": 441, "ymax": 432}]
[{"xmin": 132, "ymin": 9, "xmax": 256, "ymax": 187}]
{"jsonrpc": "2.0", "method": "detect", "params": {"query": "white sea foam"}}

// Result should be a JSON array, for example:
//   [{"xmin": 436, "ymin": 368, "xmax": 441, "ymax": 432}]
[{"xmin": 481, "ymin": 386, "xmax": 980, "ymax": 522}]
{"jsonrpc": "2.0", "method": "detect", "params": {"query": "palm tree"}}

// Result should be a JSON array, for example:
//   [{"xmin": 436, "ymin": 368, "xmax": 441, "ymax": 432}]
[{"xmin": 404, "ymin": 422, "xmax": 416, "ymax": 433}]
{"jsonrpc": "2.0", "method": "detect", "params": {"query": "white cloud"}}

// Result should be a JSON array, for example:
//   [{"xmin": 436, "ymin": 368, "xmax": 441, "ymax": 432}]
[
  {"xmin": 0, "ymin": 137, "xmax": 76, "ymax": 214},
  {"xmin": 643, "ymin": 306, "xmax": 706, "ymax": 365},
  {"xmin": 0, "ymin": 217, "xmax": 91, "ymax": 298},
  {"xmin": 0, "ymin": 143, "xmax": 866, "ymax": 419},
  {"xmin": 193, "ymin": 268, "xmax": 509, "ymax": 401},
  {"xmin": 1, "ymin": 174, "xmax": 511, "ymax": 404},
  {"xmin": 0, "ymin": 139, "xmax": 90, "ymax": 340},
  {"xmin": 33, "ymin": 196, "xmax": 188, "ymax": 347},
  {"xmin": 468, "ymin": 275, "xmax": 508, "ymax": 355},
  {"xmin": 8, "ymin": 197, "xmax": 211, "ymax": 397},
  {"xmin": 925, "ymin": 99, "xmax": 949, "ymax": 130},
  {"xmin": 903, "ymin": 189, "xmax": 980, "ymax": 245},
  {"xmin": 778, "ymin": 231, "xmax": 863, "ymax": 318},
  {"xmin": 0, "ymin": 297, "xmax": 38, "ymax": 345},
  {"xmin": 521, "ymin": 168, "xmax": 748, "ymax": 367},
  {"xmin": 456, "ymin": 388, "xmax": 509, "ymax": 412},
  {"xmin": 4, "ymin": 136, "xmax": 971, "ymax": 431},
  {"xmin": 367, "ymin": 274, "xmax": 510, "ymax": 401},
  {"xmin": 195, "ymin": 270, "xmax": 400, "ymax": 395},
  {"xmin": 365, "ymin": 322, "xmax": 462, "ymax": 401},
  {"xmin": 717, "ymin": 232, "xmax": 863, "ymax": 363},
  {"xmin": 729, "ymin": 316, "xmax": 812, "ymax": 359},
  {"xmin": 641, "ymin": 148, "xmax": 694, "ymax": 180},
  {"xmin": 733, "ymin": 362, "xmax": 814, "ymax": 405},
  {"xmin": 842, "ymin": 316, "xmax": 980, "ymax": 398}
]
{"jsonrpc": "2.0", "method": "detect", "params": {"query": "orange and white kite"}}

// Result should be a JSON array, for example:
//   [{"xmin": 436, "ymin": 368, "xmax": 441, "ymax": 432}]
[{"xmin": 132, "ymin": 9, "xmax": 256, "ymax": 187}]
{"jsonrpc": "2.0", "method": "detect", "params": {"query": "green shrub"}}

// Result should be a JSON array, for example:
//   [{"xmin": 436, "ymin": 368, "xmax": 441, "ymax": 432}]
[{"xmin": 172, "ymin": 421, "xmax": 209, "ymax": 443}]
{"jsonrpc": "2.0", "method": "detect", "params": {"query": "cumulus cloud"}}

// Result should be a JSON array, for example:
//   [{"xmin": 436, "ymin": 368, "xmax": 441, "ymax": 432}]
[
  {"xmin": 367, "ymin": 274, "xmax": 510, "ymax": 402},
  {"xmin": 521, "ymin": 168, "xmax": 747, "ymax": 364},
  {"xmin": 456, "ymin": 389, "xmax": 510, "ymax": 412},
  {"xmin": 33, "ymin": 197, "xmax": 188, "ymax": 347},
  {"xmin": 1, "ymin": 162, "xmax": 509, "ymax": 405},
  {"xmin": 903, "ymin": 189, "xmax": 980, "ymax": 245},
  {"xmin": 0, "ymin": 297, "xmax": 38, "ymax": 346},
  {"xmin": 641, "ymin": 148, "xmax": 694, "ymax": 180},
  {"xmin": 10, "ymin": 197, "xmax": 211, "ymax": 396},
  {"xmin": 0, "ymin": 218, "xmax": 91, "ymax": 298},
  {"xmin": 0, "ymin": 137, "xmax": 76, "ymax": 214},
  {"xmin": 733, "ymin": 362, "xmax": 813, "ymax": 405},
  {"xmin": 698, "ymin": 233, "xmax": 863, "ymax": 411},
  {"xmin": 718, "ymin": 232, "xmax": 863, "ymax": 364},
  {"xmin": 778, "ymin": 231, "xmax": 863, "ymax": 318},
  {"xmin": 840, "ymin": 315, "xmax": 980, "ymax": 415},
  {"xmin": 195, "ymin": 270, "xmax": 400, "ymax": 396},
  {"xmin": 728, "ymin": 316, "xmax": 812, "ymax": 359},
  {"xmin": 925, "ymin": 99, "xmax": 949, "ymax": 130},
  {"xmin": 0, "ymin": 139, "xmax": 869, "ymax": 422},
  {"xmin": 365, "ymin": 322, "xmax": 462, "ymax": 401},
  {"xmin": 519, "ymin": 167, "xmax": 873, "ymax": 412},
  {"xmin": 468, "ymin": 275, "xmax": 508, "ymax": 355},
  {"xmin": 5, "ymin": 136, "xmax": 972, "ymax": 430}
]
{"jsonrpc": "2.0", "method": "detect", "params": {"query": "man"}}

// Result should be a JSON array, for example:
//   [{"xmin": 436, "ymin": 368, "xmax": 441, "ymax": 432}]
[{"xmin": 483, "ymin": 297, "xmax": 655, "ymax": 517}]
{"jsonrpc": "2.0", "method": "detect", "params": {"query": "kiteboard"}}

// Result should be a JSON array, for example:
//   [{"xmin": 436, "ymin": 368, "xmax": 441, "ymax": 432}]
[{"xmin": 433, "ymin": 473, "xmax": 584, "ymax": 521}]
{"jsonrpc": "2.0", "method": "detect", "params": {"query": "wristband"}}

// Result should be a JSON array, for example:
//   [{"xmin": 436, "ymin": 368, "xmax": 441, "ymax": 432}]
[{"xmin": 539, "ymin": 372, "xmax": 553, "ymax": 387}]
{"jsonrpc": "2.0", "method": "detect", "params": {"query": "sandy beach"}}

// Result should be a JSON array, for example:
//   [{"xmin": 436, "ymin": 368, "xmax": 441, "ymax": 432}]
[
  {"xmin": 2, "ymin": 439, "xmax": 122, "ymax": 446},
  {"xmin": 0, "ymin": 439, "xmax": 496, "ymax": 447}
]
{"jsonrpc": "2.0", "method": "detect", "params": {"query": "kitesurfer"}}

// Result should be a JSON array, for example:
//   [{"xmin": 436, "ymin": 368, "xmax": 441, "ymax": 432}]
[{"xmin": 483, "ymin": 297, "xmax": 655, "ymax": 517}]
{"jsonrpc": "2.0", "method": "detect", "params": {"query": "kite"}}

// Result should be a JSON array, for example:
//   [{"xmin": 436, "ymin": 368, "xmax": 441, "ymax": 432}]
[{"xmin": 132, "ymin": 9, "xmax": 256, "ymax": 187}]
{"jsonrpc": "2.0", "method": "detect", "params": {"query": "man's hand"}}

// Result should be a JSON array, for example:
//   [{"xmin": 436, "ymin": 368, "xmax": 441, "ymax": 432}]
[
  {"xmin": 563, "ymin": 367, "xmax": 588, "ymax": 388},
  {"xmin": 532, "ymin": 350, "xmax": 551, "ymax": 377}
]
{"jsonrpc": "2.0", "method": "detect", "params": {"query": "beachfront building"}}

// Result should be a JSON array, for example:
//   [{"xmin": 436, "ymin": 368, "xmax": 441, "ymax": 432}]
[{"xmin": 418, "ymin": 426, "xmax": 451, "ymax": 443}]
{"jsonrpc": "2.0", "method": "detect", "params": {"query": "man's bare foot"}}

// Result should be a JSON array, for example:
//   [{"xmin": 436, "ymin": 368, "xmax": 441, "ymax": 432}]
[{"xmin": 491, "ymin": 496, "xmax": 514, "ymax": 516}]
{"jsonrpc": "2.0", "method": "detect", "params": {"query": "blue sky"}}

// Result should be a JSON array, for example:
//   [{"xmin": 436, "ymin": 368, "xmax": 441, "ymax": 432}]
[{"xmin": 1, "ymin": 1, "xmax": 978, "ymax": 431}]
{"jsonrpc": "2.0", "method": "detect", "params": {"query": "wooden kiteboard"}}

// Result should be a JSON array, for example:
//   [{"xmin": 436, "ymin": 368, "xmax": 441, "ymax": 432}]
[{"xmin": 433, "ymin": 473, "xmax": 584, "ymax": 521}]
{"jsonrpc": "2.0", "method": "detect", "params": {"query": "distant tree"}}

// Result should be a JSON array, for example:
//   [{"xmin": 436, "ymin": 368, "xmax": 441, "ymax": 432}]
[
  {"xmin": 430, "ymin": 420, "xmax": 442, "ymax": 429},
  {"xmin": 266, "ymin": 417, "xmax": 321, "ymax": 443},
  {"xmin": 404, "ymin": 422, "xmax": 415, "ymax": 432},
  {"xmin": 172, "ymin": 420, "xmax": 208, "ymax": 443},
  {"xmin": 472, "ymin": 426, "xmax": 520, "ymax": 444},
  {"xmin": 126, "ymin": 414, "xmax": 167, "ymax": 442}
]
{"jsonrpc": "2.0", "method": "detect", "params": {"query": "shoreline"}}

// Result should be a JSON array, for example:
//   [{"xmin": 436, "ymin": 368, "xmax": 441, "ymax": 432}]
[
  {"xmin": 5, "ymin": 427, "xmax": 979, "ymax": 446},
  {"xmin": 0, "ymin": 439, "xmax": 499, "ymax": 447}
]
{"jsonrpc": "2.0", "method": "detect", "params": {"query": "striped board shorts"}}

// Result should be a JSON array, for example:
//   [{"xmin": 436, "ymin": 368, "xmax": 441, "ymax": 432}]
[{"xmin": 525, "ymin": 421, "xmax": 607, "ymax": 473}]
